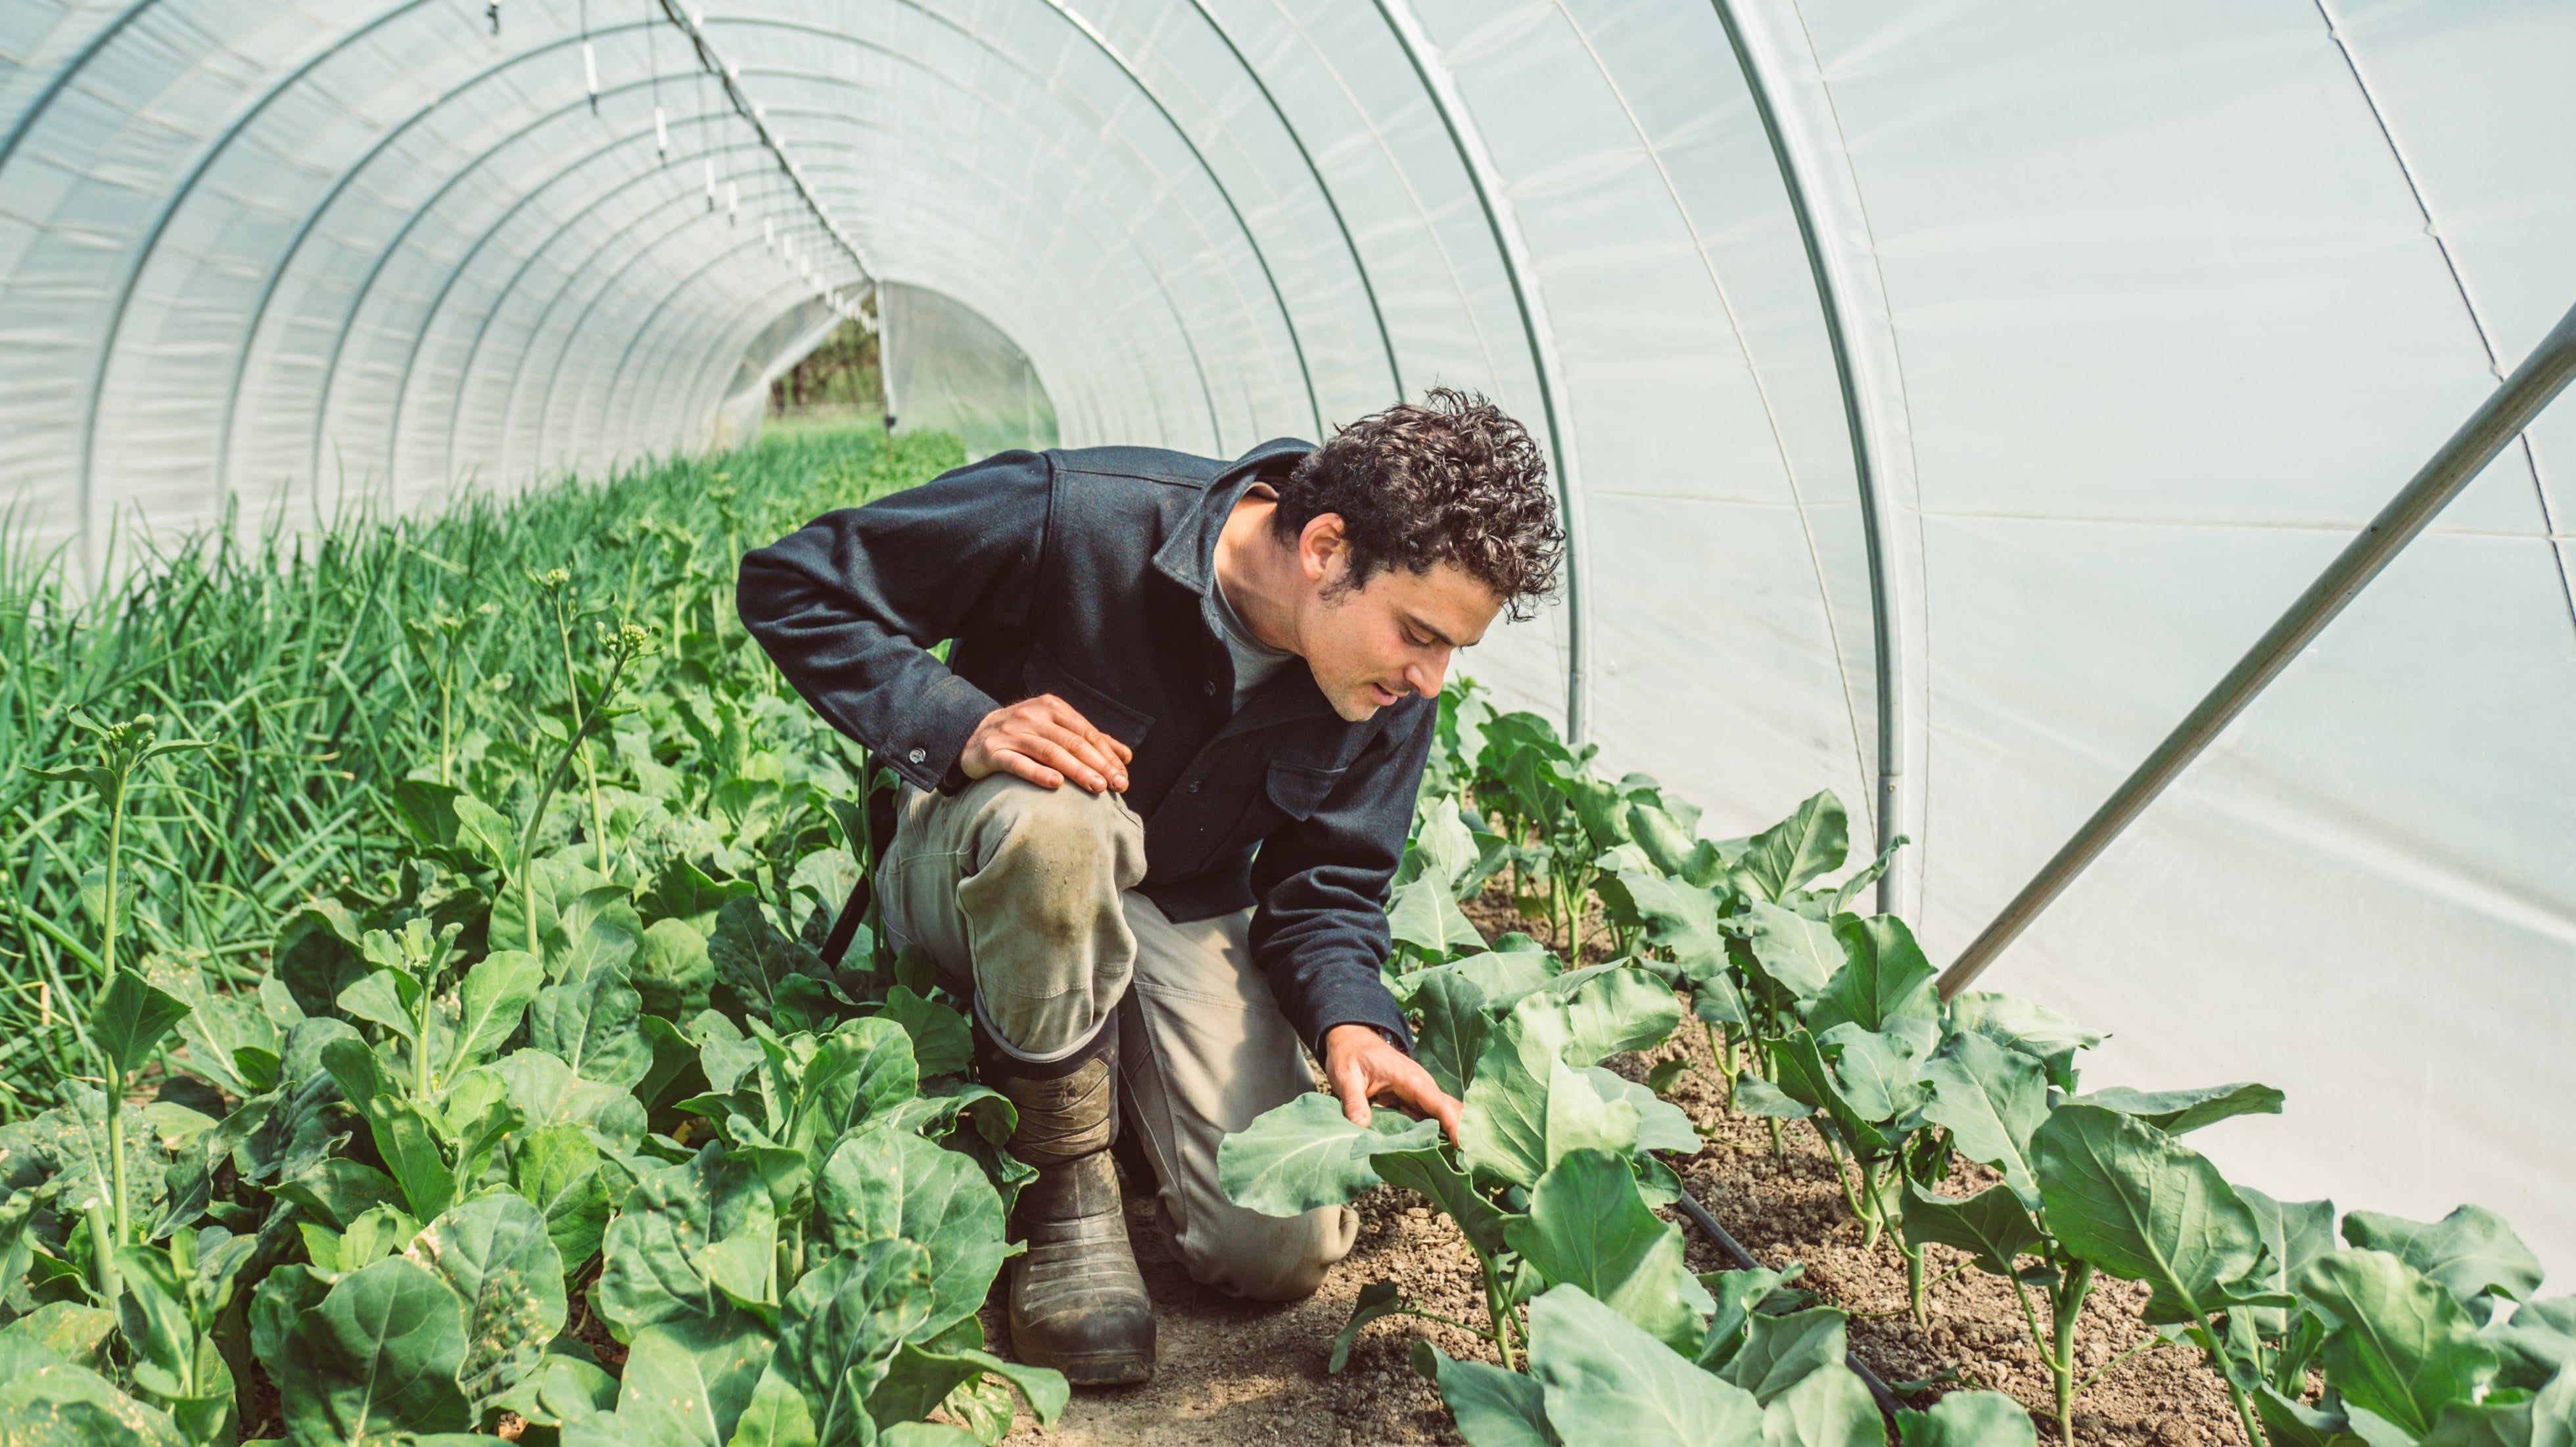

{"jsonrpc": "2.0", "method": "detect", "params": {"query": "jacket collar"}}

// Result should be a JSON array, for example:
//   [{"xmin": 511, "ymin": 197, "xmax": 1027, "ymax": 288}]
[{"xmin": 1150, "ymin": 436, "xmax": 1314, "ymax": 596}]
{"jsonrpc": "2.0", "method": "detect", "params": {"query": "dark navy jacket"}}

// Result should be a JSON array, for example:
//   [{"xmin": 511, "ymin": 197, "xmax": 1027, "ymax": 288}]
[{"xmin": 735, "ymin": 438, "xmax": 1426, "ymax": 1055}]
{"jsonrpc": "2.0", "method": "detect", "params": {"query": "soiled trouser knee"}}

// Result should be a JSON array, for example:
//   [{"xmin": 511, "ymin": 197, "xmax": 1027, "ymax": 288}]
[
  {"xmin": 879, "ymin": 776, "xmax": 1355, "ymax": 1298},
  {"xmin": 1116, "ymin": 897, "xmax": 1357, "ymax": 1302},
  {"xmin": 878, "ymin": 773, "xmax": 1147, "ymax": 1059}
]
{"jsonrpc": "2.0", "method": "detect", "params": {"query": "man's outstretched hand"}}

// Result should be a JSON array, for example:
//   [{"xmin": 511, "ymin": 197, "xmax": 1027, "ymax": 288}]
[
  {"xmin": 960, "ymin": 694, "xmax": 1132, "ymax": 794},
  {"xmin": 1323, "ymin": 1023, "xmax": 1461, "ymax": 1145}
]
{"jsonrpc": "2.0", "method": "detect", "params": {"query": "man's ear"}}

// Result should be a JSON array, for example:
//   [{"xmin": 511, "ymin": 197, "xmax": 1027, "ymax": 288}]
[{"xmin": 1298, "ymin": 512, "xmax": 1348, "ymax": 585}]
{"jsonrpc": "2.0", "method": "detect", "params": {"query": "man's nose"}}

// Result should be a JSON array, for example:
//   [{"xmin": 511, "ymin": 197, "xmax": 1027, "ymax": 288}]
[{"xmin": 1408, "ymin": 651, "xmax": 1451, "ymax": 699}]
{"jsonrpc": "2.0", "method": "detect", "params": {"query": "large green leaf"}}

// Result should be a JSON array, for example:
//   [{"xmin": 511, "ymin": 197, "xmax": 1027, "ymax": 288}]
[
  {"xmin": 631, "ymin": 918, "xmax": 718, "ymax": 1021},
  {"xmin": 1805, "ymin": 915, "xmax": 1935, "ymax": 1036},
  {"xmin": 0, "ymin": 1341, "xmax": 188, "ymax": 1446},
  {"xmin": 1578, "ymin": 1067, "xmax": 1700, "ymax": 1156},
  {"xmin": 813, "ymin": 1130, "xmax": 903, "ymax": 1250},
  {"xmin": 875, "ymin": 989, "xmax": 971, "ymax": 1080},
  {"xmin": 863, "ymin": 1335, "xmax": 1067, "ymax": 1435},
  {"xmin": 1372, "ymin": 1145, "xmax": 1514, "ymax": 1258},
  {"xmin": 274, "ymin": 1256, "xmax": 473, "ymax": 1445},
  {"xmin": 1946, "ymin": 991, "xmax": 2100, "ymax": 1091},
  {"xmin": 724, "ymin": 1368, "xmax": 818, "ymax": 1447},
  {"xmin": 708, "ymin": 898, "xmax": 829, "ymax": 1013},
  {"xmin": 1896, "ymin": 1392, "xmax": 2039, "ymax": 1446},
  {"xmin": 1410, "ymin": 1341, "xmax": 1558, "ymax": 1447},
  {"xmin": 493, "ymin": 858, "xmax": 642, "ymax": 983},
  {"xmin": 2034, "ymin": 1104, "xmax": 2271, "ymax": 1326},
  {"xmin": 1901, "ymin": 1183, "xmax": 2045, "ymax": 1277},
  {"xmin": 615, "ymin": 1311, "xmax": 778, "ymax": 1447},
  {"xmin": 1389, "ymin": 875, "xmax": 1487, "ymax": 959},
  {"xmin": 799, "ymin": 1018, "xmax": 921, "ymax": 1148},
  {"xmin": 777, "ymin": 1238, "xmax": 935, "ymax": 1446},
  {"xmin": 1463, "ymin": 1047, "xmax": 1641, "ymax": 1192},
  {"xmin": 1415, "ymin": 972, "xmax": 1493, "ymax": 1099},
  {"xmin": 144, "ymin": 954, "xmax": 279, "ymax": 1098},
  {"xmin": 881, "ymin": 1135, "xmax": 1007, "ymax": 1337},
  {"xmin": 1507, "ymin": 1150, "xmax": 1705, "ymax": 1354},
  {"xmin": 1739, "ymin": 791, "xmax": 1847, "ymax": 903},
  {"xmin": 2250, "ymin": 1385, "xmax": 2366, "ymax": 1447},
  {"xmin": 1736, "ymin": 902, "xmax": 1847, "ymax": 1003},
  {"xmin": 1766, "ymin": 1032, "xmax": 1892, "ymax": 1158},
  {"xmin": 513, "ymin": 1123, "xmax": 615, "ymax": 1269},
  {"xmin": 529, "ymin": 964, "xmax": 655, "ymax": 1090},
  {"xmin": 1217, "ymin": 1093, "xmax": 1443, "ymax": 1217},
  {"xmin": 1819, "ymin": 1023, "xmax": 1931, "ymax": 1130},
  {"xmin": 92, "ymin": 972, "xmax": 192, "ymax": 1076},
  {"xmin": 317, "ymin": 1038, "xmax": 455, "ymax": 1220},
  {"xmin": 2073, "ymin": 1083, "xmax": 2284, "ymax": 1137},
  {"xmin": 1526, "ymin": 1285, "xmax": 1762, "ymax": 1447},
  {"xmin": 1625, "ymin": 800, "xmax": 1729, "ymax": 888},
  {"xmin": 2423, "ymin": 1358, "xmax": 2576, "ymax": 1447},
  {"xmin": 2238, "ymin": 1187, "xmax": 2339, "ymax": 1340},
  {"xmin": 599, "ymin": 1146, "xmax": 778, "ymax": 1337},
  {"xmin": 1719, "ymin": 1308, "xmax": 1848, "ymax": 1406},
  {"xmin": 409, "ymin": 1191, "xmax": 567, "ymax": 1410},
  {"xmin": 1759, "ymin": 1360, "xmax": 1884, "ymax": 1447},
  {"xmin": 448, "ymin": 950, "xmax": 542, "ymax": 1072},
  {"xmin": 2484, "ymin": 1297, "xmax": 2576, "ymax": 1393},
  {"xmin": 2341, "ymin": 1206, "xmax": 2544, "ymax": 1324},
  {"xmin": 1920, "ymin": 1032, "xmax": 2049, "ymax": 1207},
  {"xmin": 2298, "ymin": 1249, "xmax": 2501, "ymax": 1440},
  {"xmin": 1618, "ymin": 872, "xmax": 1735, "ymax": 980}
]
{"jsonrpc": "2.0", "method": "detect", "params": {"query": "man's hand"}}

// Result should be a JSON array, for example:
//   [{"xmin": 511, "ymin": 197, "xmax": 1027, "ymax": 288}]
[
  {"xmin": 960, "ymin": 695, "xmax": 1133, "ymax": 793},
  {"xmin": 1323, "ymin": 1023, "xmax": 1461, "ymax": 1145}
]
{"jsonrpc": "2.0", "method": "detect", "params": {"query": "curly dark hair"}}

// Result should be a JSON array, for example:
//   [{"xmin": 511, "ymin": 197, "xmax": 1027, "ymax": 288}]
[{"xmin": 1270, "ymin": 388, "xmax": 1564, "ymax": 621}]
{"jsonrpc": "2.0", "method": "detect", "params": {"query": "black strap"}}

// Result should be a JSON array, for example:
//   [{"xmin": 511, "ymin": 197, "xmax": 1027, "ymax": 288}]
[{"xmin": 818, "ymin": 748, "xmax": 897, "ymax": 969}]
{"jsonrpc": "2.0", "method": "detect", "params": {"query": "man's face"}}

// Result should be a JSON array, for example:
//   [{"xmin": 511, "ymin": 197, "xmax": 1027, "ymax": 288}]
[{"xmin": 1293, "ymin": 522, "xmax": 1505, "ymax": 722}]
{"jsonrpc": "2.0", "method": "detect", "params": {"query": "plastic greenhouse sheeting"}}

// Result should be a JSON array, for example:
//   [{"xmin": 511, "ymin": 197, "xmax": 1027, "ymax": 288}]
[{"xmin": 1, "ymin": 0, "xmax": 2571, "ymax": 1274}]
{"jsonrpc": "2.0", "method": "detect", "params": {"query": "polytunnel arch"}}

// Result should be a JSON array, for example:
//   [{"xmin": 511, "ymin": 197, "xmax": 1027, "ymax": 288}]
[{"xmin": 4, "ymin": 0, "xmax": 2574, "ymax": 1291}]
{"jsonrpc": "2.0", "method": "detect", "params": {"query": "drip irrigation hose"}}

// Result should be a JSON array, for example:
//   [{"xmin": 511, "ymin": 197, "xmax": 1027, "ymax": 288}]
[{"xmin": 1670, "ymin": 1183, "xmax": 1909, "ymax": 1433}]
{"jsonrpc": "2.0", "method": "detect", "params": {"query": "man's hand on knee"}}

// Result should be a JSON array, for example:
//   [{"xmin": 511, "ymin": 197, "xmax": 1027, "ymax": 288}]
[
  {"xmin": 1322, "ymin": 1023, "xmax": 1462, "ymax": 1145},
  {"xmin": 961, "ymin": 694, "xmax": 1133, "ymax": 793}
]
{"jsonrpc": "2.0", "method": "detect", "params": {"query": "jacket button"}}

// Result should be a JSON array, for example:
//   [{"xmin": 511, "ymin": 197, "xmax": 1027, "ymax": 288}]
[
  {"xmin": 906, "ymin": 748, "xmax": 925, "ymax": 764},
  {"xmin": 1188, "ymin": 781, "xmax": 1202, "ymax": 794},
  {"xmin": 1203, "ymin": 680, "xmax": 1217, "ymax": 696}
]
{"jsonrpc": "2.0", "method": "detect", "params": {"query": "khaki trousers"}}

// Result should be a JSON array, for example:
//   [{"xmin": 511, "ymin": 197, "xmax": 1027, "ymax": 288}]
[{"xmin": 876, "ymin": 772, "xmax": 1357, "ymax": 1301}]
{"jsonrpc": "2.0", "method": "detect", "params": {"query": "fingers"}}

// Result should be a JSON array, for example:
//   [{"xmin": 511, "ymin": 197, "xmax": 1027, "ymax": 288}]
[
  {"xmin": 1376, "ymin": 1057, "xmax": 1464, "ymax": 1145},
  {"xmin": 1010, "ymin": 733, "xmax": 1115, "ymax": 794},
  {"xmin": 1008, "ymin": 698, "xmax": 1129, "ymax": 792},
  {"xmin": 986, "ymin": 748, "xmax": 1064, "ymax": 790},
  {"xmin": 1333, "ymin": 1070, "xmax": 1373, "ymax": 1130}
]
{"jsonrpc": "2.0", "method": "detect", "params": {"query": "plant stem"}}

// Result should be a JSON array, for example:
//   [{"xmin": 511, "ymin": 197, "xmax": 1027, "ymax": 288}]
[
  {"xmin": 85, "ymin": 1199, "xmax": 120, "ymax": 1304},
  {"xmin": 105, "ymin": 1060, "xmax": 129, "ymax": 1251},
  {"xmin": 2195, "ymin": 1311, "xmax": 2266, "ymax": 1447},
  {"xmin": 1905, "ymin": 1237, "xmax": 1928, "ymax": 1326},
  {"xmin": 101, "ymin": 775, "xmax": 123, "ymax": 984},
  {"xmin": 2051, "ymin": 1261, "xmax": 2094, "ymax": 1444},
  {"xmin": 1482, "ymin": 1263, "xmax": 1517, "ymax": 1373},
  {"xmin": 1704, "ymin": 1022, "xmax": 1736, "ymax": 1113}
]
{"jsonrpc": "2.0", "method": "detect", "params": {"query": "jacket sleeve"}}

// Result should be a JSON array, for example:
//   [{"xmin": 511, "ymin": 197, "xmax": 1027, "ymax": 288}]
[
  {"xmin": 736, "ymin": 449, "xmax": 1052, "ymax": 793},
  {"xmin": 1246, "ymin": 699, "xmax": 1436, "ymax": 1057}
]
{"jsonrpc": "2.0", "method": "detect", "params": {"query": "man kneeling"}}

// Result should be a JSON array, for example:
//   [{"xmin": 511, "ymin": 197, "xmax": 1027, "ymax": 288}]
[{"xmin": 737, "ymin": 390, "xmax": 1564, "ymax": 1385}]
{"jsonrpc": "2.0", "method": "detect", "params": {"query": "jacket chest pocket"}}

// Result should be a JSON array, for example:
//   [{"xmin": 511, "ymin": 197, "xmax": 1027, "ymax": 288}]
[
  {"xmin": 1146, "ymin": 758, "xmax": 1347, "ymax": 881},
  {"xmin": 1020, "ymin": 643, "xmax": 1155, "ymax": 751}
]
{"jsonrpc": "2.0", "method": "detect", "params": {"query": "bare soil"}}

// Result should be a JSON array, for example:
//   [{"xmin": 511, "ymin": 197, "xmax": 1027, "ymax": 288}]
[{"xmin": 982, "ymin": 882, "xmax": 2253, "ymax": 1444}]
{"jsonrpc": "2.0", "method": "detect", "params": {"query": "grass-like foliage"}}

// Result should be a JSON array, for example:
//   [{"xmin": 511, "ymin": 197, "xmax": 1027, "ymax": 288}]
[
  {"xmin": 0, "ymin": 425, "xmax": 1075, "ymax": 1445},
  {"xmin": 0, "ymin": 428, "xmax": 958, "ymax": 1114}
]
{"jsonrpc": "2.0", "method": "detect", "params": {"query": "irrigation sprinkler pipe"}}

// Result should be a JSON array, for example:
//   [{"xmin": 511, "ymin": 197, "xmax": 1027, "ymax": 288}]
[
  {"xmin": 1937, "ymin": 295, "xmax": 2576, "ymax": 999},
  {"xmin": 1671, "ymin": 1187, "xmax": 1906, "ymax": 1431}
]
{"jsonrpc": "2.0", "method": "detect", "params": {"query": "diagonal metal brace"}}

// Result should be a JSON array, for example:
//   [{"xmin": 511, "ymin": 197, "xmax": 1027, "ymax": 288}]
[{"xmin": 1940, "ymin": 296, "xmax": 2576, "ymax": 998}]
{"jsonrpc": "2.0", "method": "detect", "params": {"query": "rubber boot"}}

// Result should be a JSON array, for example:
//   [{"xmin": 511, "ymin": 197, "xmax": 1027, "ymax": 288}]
[{"xmin": 976, "ymin": 1011, "xmax": 1156, "ymax": 1385}]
